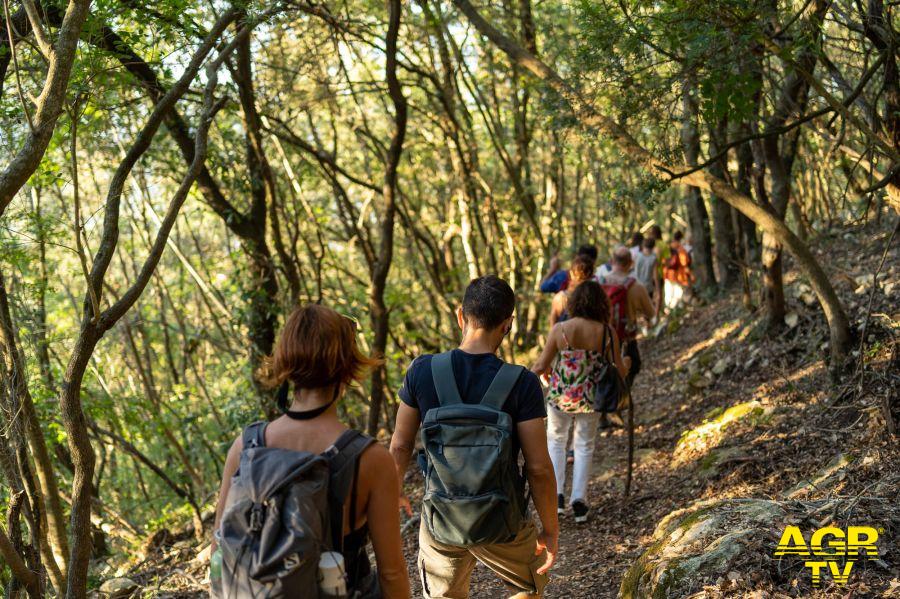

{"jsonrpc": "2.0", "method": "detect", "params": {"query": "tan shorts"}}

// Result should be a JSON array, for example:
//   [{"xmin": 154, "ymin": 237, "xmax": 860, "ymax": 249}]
[{"xmin": 418, "ymin": 518, "xmax": 550, "ymax": 598}]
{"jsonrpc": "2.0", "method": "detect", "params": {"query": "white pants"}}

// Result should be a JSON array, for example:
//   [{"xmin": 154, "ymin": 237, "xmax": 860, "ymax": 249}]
[
  {"xmin": 664, "ymin": 279, "xmax": 685, "ymax": 310},
  {"xmin": 546, "ymin": 406, "xmax": 599, "ymax": 504}
]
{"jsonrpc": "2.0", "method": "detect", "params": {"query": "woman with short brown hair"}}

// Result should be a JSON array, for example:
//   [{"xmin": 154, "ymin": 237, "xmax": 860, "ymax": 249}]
[{"xmin": 212, "ymin": 304, "xmax": 411, "ymax": 598}]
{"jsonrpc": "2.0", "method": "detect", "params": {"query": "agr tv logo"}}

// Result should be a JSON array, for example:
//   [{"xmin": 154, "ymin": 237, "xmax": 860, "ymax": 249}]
[{"xmin": 774, "ymin": 525, "xmax": 881, "ymax": 586}]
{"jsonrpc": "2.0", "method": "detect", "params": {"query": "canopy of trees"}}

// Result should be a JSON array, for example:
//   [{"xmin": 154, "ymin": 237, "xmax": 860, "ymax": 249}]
[{"xmin": 0, "ymin": 0, "xmax": 896, "ymax": 595}]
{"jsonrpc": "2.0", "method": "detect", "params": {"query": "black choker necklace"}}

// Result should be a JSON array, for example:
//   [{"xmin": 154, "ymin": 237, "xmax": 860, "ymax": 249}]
[{"xmin": 277, "ymin": 383, "xmax": 339, "ymax": 420}]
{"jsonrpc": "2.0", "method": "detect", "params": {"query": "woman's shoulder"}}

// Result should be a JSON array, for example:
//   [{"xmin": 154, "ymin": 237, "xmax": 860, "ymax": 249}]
[
  {"xmin": 358, "ymin": 439, "xmax": 392, "ymax": 468},
  {"xmin": 569, "ymin": 316, "xmax": 606, "ymax": 331},
  {"xmin": 357, "ymin": 441, "xmax": 396, "ymax": 490},
  {"xmin": 570, "ymin": 318, "xmax": 610, "ymax": 344}
]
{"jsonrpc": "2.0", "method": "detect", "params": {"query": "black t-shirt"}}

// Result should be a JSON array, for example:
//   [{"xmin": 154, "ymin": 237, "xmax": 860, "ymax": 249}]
[{"xmin": 398, "ymin": 349, "xmax": 546, "ymax": 454}]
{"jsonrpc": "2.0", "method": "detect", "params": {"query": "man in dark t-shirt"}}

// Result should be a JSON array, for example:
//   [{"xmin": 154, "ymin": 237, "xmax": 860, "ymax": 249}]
[
  {"xmin": 398, "ymin": 350, "xmax": 546, "ymax": 455},
  {"xmin": 390, "ymin": 276, "xmax": 558, "ymax": 598}
]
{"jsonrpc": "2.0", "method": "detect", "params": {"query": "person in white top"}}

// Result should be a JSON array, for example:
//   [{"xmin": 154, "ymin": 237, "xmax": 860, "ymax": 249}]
[
  {"xmin": 595, "ymin": 244, "xmax": 622, "ymax": 281},
  {"xmin": 634, "ymin": 238, "xmax": 660, "ymax": 301}
]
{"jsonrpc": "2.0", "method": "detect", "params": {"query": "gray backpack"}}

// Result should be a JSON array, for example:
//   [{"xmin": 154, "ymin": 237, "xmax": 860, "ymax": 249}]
[
  {"xmin": 216, "ymin": 422, "xmax": 373, "ymax": 598},
  {"xmin": 420, "ymin": 352, "xmax": 527, "ymax": 546}
]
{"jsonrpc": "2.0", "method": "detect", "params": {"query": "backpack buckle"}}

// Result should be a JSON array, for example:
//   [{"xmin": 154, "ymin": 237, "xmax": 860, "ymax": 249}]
[{"xmin": 249, "ymin": 504, "xmax": 265, "ymax": 532}]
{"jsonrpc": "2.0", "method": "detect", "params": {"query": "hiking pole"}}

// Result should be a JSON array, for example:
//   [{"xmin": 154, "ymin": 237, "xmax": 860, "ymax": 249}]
[{"xmin": 624, "ymin": 393, "xmax": 635, "ymax": 497}]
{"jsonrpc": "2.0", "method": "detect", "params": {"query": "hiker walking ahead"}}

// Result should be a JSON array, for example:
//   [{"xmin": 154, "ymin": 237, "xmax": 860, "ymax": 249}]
[
  {"xmin": 597, "ymin": 247, "xmax": 656, "ymax": 389},
  {"xmin": 663, "ymin": 231, "xmax": 694, "ymax": 311},
  {"xmin": 539, "ymin": 244, "xmax": 598, "ymax": 293},
  {"xmin": 390, "ymin": 276, "xmax": 558, "ymax": 598},
  {"xmin": 212, "ymin": 305, "xmax": 411, "ymax": 599},
  {"xmin": 627, "ymin": 231, "xmax": 643, "ymax": 266},
  {"xmin": 634, "ymin": 237, "xmax": 659, "ymax": 302},
  {"xmin": 549, "ymin": 254, "xmax": 596, "ymax": 326},
  {"xmin": 532, "ymin": 281, "xmax": 629, "ymax": 523}
]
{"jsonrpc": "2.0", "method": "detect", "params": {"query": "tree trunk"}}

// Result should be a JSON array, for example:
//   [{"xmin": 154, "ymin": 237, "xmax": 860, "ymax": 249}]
[
  {"xmin": 864, "ymin": 0, "xmax": 900, "ymax": 209},
  {"xmin": 69, "ymin": 12, "xmax": 281, "ymax": 413},
  {"xmin": 708, "ymin": 118, "xmax": 740, "ymax": 288},
  {"xmin": 0, "ymin": 0, "xmax": 94, "ymax": 217},
  {"xmin": 0, "ymin": 273, "xmax": 69, "ymax": 590},
  {"xmin": 366, "ymin": 0, "xmax": 408, "ymax": 436},
  {"xmin": 60, "ymin": 18, "xmax": 240, "ymax": 596},
  {"xmin": 680, "ymin": 83, "xmax": 716, "ymax": 290},
  {"xmin": 734, "ymin": 127, "xmax": 761, "ymax": 263},
  {"xmin": 58, "ymin": 328, "xmax": 100, "ymax": 598},
  {"xmin": 760, "ymin": 130, "xmax": 792, "ymax": 329},
  {"xmin": 232, "ymin": 25, "xmax": 282, "ymax": 417},
  {"xmin": 761, "ymin": 0, "xmax": 828, "ymax": 330},
  {"xmin": 734, "ymin": 134, "xmax": 759, "ymax": 310}
]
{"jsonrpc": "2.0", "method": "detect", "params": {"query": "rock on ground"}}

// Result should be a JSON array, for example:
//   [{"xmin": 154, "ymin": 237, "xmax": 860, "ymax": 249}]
[
  {"xmin": 619, "ymin": 499, "xmax": 787, "ymax": 598},
  {"xmin": 99, "ymin": 577, "xmax": 139, "ymax": 598}
]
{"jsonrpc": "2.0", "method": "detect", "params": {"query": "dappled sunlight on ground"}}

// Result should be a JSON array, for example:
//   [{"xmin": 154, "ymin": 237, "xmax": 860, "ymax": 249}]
[{"xmin": 671, "ymin": 318, "xmax": 743, "ymax": 370}]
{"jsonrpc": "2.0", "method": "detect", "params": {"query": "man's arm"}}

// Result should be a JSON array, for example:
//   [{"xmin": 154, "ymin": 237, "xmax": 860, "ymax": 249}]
[
  {"xmin": 653, "ymin": 258, "xmax": 661, "ymax": 300},
  {"xmin": 517, "ymin": 418, "xmax": 558, "ymax": 575},
  {"xmin": 631, "ymin": 283, "xmax": 656, "ymax": 323},
  {"xmin": 389, "ymin": 402, "xmax": 421, "ymax": 516}
]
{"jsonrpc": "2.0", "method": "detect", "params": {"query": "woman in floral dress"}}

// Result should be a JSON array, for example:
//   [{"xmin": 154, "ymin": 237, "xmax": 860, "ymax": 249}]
[{"xmin": 532, "ymin": 281, "xmax": 629, "ymax": 523}]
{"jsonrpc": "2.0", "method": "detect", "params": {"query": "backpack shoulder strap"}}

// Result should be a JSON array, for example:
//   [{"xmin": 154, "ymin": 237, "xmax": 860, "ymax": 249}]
[
  {"xmin": 326, "ymin": 429, "xmax": 375, "ymax": 553},
  {"xmin": 480, "ymin": 363, "xmax": 525, "ymax": 411},
  {"xmin": 328, "ymin": 430, "xmax": 374, "ymax": 484},
  {"xmin": 431, "ymin": 351, "xmax": 462, "ymax": 406},
  {"xmin": 241, "ymin": 421, "xmax": 268, "ymax": 449},
  {"xmin": 600, "ymin": 325, "xmax": 611, "ymax": 358}
]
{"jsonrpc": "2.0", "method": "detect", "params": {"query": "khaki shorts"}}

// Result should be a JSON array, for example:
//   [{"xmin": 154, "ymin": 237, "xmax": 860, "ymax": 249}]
[{"xmin": 418, "ymin": 518, "xmax": 550, "ymax": 598}]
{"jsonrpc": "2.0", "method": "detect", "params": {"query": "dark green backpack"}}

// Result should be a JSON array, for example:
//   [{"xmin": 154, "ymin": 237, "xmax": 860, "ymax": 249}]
[{"xmin": 420, "ymin": 352, "xmax": 527, "ymax": 546}]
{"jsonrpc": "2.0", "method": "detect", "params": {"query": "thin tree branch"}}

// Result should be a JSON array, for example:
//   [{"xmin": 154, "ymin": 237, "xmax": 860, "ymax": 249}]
[{"xmin": 0, "ymin": 0, "xmax": 93, "ymax": 216}]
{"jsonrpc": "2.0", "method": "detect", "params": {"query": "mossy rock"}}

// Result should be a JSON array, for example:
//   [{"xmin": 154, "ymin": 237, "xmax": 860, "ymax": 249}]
[
  {"xmin": 785, "ymin": 453, "xmax": 854, "ymax": 499},
  {"xmin": 675, "ymin": 401, "xmax": 773, "ymax": 458},
  {"xmin": 696, "ymin": 445, "xmax": 751, "ymax": 479},
  {"xmin": 666, "ymin": 319, "xmax": 682, "ymax": 335},
  {"xmin": 99, "ymin": 578, "xmax": 139, "ymax": 598},
  {"xmin": 619, "ymin": 499, "xmax": 788, "ymax": 598},
  {"xmin": 686, "ymin": 371, "xmax": 713, "ymax": 391},
  {"xmin": 696, "ymin": 350, "xmax": 716, "ymax": 368}
]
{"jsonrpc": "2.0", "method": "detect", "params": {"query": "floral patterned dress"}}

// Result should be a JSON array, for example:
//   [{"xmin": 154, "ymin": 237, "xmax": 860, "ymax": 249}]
[{"xmin": 547, "ymin": 327, "xmax": 606, "ymax": 414}]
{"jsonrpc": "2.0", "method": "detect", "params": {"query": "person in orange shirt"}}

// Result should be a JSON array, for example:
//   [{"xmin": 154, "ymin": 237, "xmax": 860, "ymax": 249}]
[{"xmin": 662, "ymin": 231, "xmax": 694, "ymax": 310}]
